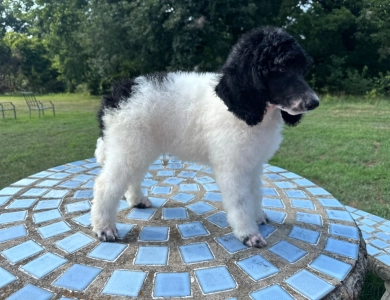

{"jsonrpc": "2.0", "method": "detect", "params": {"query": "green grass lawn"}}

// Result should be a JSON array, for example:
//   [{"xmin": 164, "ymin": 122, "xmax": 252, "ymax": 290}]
[{"xmin": 0, "ymin": 93, "xmax": 389, "ymax": 298}]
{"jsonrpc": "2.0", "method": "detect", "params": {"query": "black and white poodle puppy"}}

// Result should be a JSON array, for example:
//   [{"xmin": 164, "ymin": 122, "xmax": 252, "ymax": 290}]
[{"xmin": 91, "ymin": 27, "xmax": 319, "ymax": 248}]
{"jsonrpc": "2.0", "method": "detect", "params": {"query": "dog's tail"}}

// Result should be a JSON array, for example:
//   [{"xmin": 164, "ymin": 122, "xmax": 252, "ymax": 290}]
[{"xmin": 95, "ymin": 137, "xmax": 106, "ymax": 165}]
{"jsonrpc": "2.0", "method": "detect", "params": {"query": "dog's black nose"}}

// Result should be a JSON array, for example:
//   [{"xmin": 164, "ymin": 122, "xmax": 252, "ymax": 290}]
[{"xmin": 306, "ymin": 98, "xmax": 319, "ymax": 111}]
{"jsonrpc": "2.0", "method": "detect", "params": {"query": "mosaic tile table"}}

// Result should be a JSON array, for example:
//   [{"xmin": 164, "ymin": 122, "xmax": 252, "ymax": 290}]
[{"xmin": 0, "ymin": 156, "xmax": 368, "ymax": 300}]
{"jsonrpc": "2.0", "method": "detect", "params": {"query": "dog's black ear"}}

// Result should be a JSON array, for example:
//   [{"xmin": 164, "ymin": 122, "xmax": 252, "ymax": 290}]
[
  {"xmin": 215, "ymin": 67, "xmax": 268, "ymax": 126},
  {"xmin": 281, "ymin": 110, "xmax": 303, "ymax": 126}
]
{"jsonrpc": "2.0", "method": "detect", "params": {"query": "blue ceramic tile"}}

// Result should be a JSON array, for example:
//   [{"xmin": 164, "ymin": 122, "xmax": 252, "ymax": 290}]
[
  {"xmin": 148, "ymin": 197, "xmax": 167, "ymax": 207},
  {"xmin": 30, "ymin": 171, "xmax": 54, "ymax": 178},
  {"xmin": 307, "ymin": 187, "xmax": 331, "ymax": 196},
  {"xmin": 325, "ymin": 238, "xmax": 359, "ymax": 259},
  {"xmin": 168, "ymin": 158, "xmax": 181, "ymax": 163},
  {"xmin": 370, "ymin": 239, "xmax": 389, "ymax": 249},
  {"xmin": 237, "ymin": 254, "xmax": 279, "ymax": 280},
  {"xmin": 33, "ymin": 209, "xmax": 61, "ymax": 224},
  {"xmin": 289, "ymin": 226, "xmax": 320, "ymax": 244},
  {"xmin": 359, "ymin": 224, "xmax": 375, "ymax": 233},
  {"xmin": 326, "ymin": 209, "xmax": 354, "ymax": 222},
  {"xmin": 157, "ymin": 170, "xmax": 174, "ymax": 176},
  {"xmin": 167, "ymin": 163, "xmax": 183, "ymax": 169},
  {"xmin": 141, "ymin": 179, "xmax": 158, "ymax": 187},
  {"xmin": 163, "ymin": 207, "xmax": 188, "ymax": 220},
  {"xmin": 310, "ymin": 254, "xmax": 352, "ymax": 280},
  {"xmin": 117, "ymin": 200, "xmax": 130, "ymax": 211},
  {"xmin": 375, "ymin": 232, "xmax": 390, "ymax": 242},
  {"xmin": 258, "ymin": 224, "xmax": 276, "ymax": 238},
  {"xmin": 0, "ymin": 267, "xmax": 17, "ymax": 289},
  {"xmin": 83, "ymin": 162, "xmax": 100, "ymax": 169},
  {"xmin": 116, "ymin": 223, "xmax": 135, "ymax": 239},
  {"xmin": 179, "ymin": 242, "xmax": 214, "ymax": 264},
  {"xmin": 73, "ymin": 190, "xmax": 94, "ymax": 199},
  {"xmin": 72, "ymin": 174, "xmax": 94, "ymax": 182},
  {"xmin": 376, "ymin": 254, "xmax": 390, "ymax": 266},
  {"xmin": 163, "ymin": 177, "xmax": 184, "ymax": 185},
  {"xmin": 0, "ymin": 187, "xmax": 23, "ymax": 196},
  {"xmin": 65, "ymin": 200, "xmax": 91, "ymax": 213},
  {"xmin": 378, "ymin": 225, "xmax": 390, "ymax": 233},
  {"xmin": 171, "ymin": 193, "xmax": 195, "ymax": 203},
  {"xmin": 149, "ymin": 164, "xmax": 163, "ymax": 170},
  {"xmin": 317, "ymin": 198, "xmax": 343, "ymax": 208},
  {"xmin": 37, "ymin": 221, "xmax": 72, "ymax": 239},
  {"xmin": 178, "ymin": 171, "xmax": 197, "ymax": 178},
  {"xmin": 22, "ymin": 188, "xmax": 48, "ymax": 197},
  {"xmin": 36, "ymin": 180, "xmax": 60, "ymax": 187},
  {"xmin": 291, "ymin": 199, "xmax": 315, "ymax": 210},
  {"xmin": 281, "ymin": 172, "xmax": 301, "ymax": 179},
  {"xmin": 195, "ymin": 266, "xmax": 236, "ymax": 294},
  {"xmin": 179, "ymin": 183, "xmax": 199, "ymax": 192},
  {"xmin": 66, "ymin": 167, "xmax": 85, "ymax": 174},
  {"xmin": 203, "ymin": 192, "xmax": 222, "ymax": 202},
  {"xmin": 139, "ymin": 226, "xmax": 169, "ymax": 242},
  {"xmin": 154, "ymin": 272, "xmax": 191, "ymax": 297},
  {"xmin": 329, "ymin": 223, "xmax": 359, "ymax": 240},
  {"xmin": 6, "ymin": 198, "xmax": 37, "ymax": 209},
  {"xmin": 72, "ymin": 212, "xmax": 91, "ymax": 227},
  {"xmin": 49, "ymin": 165, "xmax": 68, "ymax": 171},
  {"xmin": 20, "ymin": 252, "xmax": 67, "ymax": 279},
  {"xmin": 0, "ymin": 210, "xmax": 27, "ymax": 225},
  {"xmin": 203, "ymin": 183, "xmax": 219, "ymax": 192},
  {"xmin": 187, "ymin": 164, "xmax": 204, "ymax": 171},
  {"xmin": 88, "ymin": 242, "xmax": 127, "ymax": 261},
  {"xmin": 285, "ymin": 270, "xmax": 334, "ymax": 300},
  {"xmin": 12, "ymin": 178, "xmax": 38, "ymax": 186},
  {"xmin": 263, "ymin": 173, "xmax": 284, "ymax": 181},
  {"xmin": 87, "ymin": 168, "xmax": 101, "ymax": 175},
  {"xmin": 127, "ymin": 208, "xmax": 156, "ymax": 221},
  {"xmin": 0, "ymin": 225, "xmax": 27, "ymax": 243},
  {"xmin": 52, "ymin": 264, "xmax": 102, "ymax": 291},
  {"xmin": 55, "ymin": 232, "xmax": 95, "ymax": 253},
  {"xmin": 48, "ymin": 172, "xmax": 70, "ymax": 180},
  {"xmin": 178, "ymin": 221, "xmax": 209, "ymax": 238},
  {"xmin": 216, "ymin": 233, "xmax": 248, "ymax": 253},
  {"xmin": 34, "ymin": 199, "xmax": 62, "ymax": 211},
  {"xmin": 59, "ymin": 180, "xmax": 82, "ymax": 188},
  {"xmin": 206, "ymin": 211, "xmax": 229, "ymax": 228},
  {"xmin": 194, "ymin": 176, "xmax": 214, "ymax": 184},
  {"xmin": 360, "ymin": 218, "xmax": 377, "ymax": 226},
  {"xmin": 262, "ymin": 198, "xmax": 284, "ymax": 208},
  {"xmin": 7, "ymin": 284, "xmax": 54, "ymax": 300},
  {"xmin": 203, "ymin": 167, "xmax": 213, "ymax": 174},
  {"xmin": 264, "ymin": 209, "xmax": 286, "ymax": 224},
  {"xmin": 153, "ymin": 159, "xmax": 163, "ymax": 164},
  {"xmin": 284, "ymin": 189, "xmax": 307, "ymax": 198},
  {"xmin": 345, "ymin": 206, "xmax": 357, "ymax": 212},
  {"xmin": 250, "ymin": 285, "xmax": 294, "ymax": 300},
  {"xmin": 269, "ymin": 241, "xmax": 307, "ymax": 263},
  {"xmin": 362, "ymin": 232, "xmax": 372, "ymax": 240},
  {"xmin": 267, "ymin": 166, "xmax": 286, "ymax": 172},
  {"xmin": 82, "ymin": 180, "xmax": 95, "ymax": 188},
  {"xmin": 187, "ymin": 201, "xmax": 215, "ymax": 215},
  {"xmin": 351, "ymin": 213, "xmax": 361, "ymax": 220},
  {"xmin": 68, "ymin": 160, "xmax": 86, "ymax": 166},
  {"xmin": 151, "ymin": 186, "xmax": 171, "ymax": 195},
  {"xmin": 102, "ymin": 270, "xmax": 147, "ymax": 297},
  {"xmin": 134, "ymin": 246, "xmax": 169, "ymax": 265},
  {"xmin": 43, "ymin": 189, "xmax": 69, "ymax": 198},
  {"xmin": 293, "ymin": 179, "xmax": 316, "ymax": 187},
  {"xmin": 368, "ymin": 214, "xmax": 385, "ymax": 222},
  {"xmin": 2, "ymin": 240, "xmax": 44, "ymax": 264},
  {"xmin": 0, "ymin": 196, "xmax": 11, "ymax": 205},
  {"xmin": 262, "ymin": 188, "xmax": 278, "ymax": 196},
  {"xmin": 274, "ymin": 181, "xmax": 295, "ymax": 189}
]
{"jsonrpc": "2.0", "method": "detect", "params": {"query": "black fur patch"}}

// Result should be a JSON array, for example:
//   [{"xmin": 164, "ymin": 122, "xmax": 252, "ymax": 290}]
[{"xmin": 281, "ymin": 111, "xmax": 303, "ymax": 127}]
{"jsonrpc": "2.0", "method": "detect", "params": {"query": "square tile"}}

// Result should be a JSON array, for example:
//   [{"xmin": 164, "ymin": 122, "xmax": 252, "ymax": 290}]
[
  {"xmin": 7, "ymin": 284, "xmax": 54, "ymax": 300},
  {"xmin": 82, "ymin": 180, "xmax": 95, "ymax": 188},
  {"xmin": 0, "ymin": 210, "xmax": 27, "ymax": 224},
  {"xmin": 134, "ymin": 246, "xmax": 169, "ymax": 265},
  {"xmin": 317, "ymin": 198, "xmax": 343, "ymax": 208},
  {"xmin": 216, "ymin": 233, "xmax": 248, "ymax": 253},
  {"xmin": 72, "ymin": 174, "xmax": 94, "ymax": 182},
  {"xmin": 83, "ymin": 163, "xmax": 100, "ymax": 169},
  {"xmin": 167, "ymin": 163, "xmax": 183, "ymax": 169},
  {"xmin": 178, "ymin": 221, "xmax": 209, "ymax": 238},
  {"xmin": 21, "ymin": 188, "xmax": 48, "ymax": 197},
  {"xmin": 52, "ymin": 264, "xmax": 102, "ymax": 291},
  {"xmin": 325, "ymin": 238, "xmax": 359, "ymax": 259},
  {"xmin": 274, "ymin": 181, "xmax": 295, "ymax": 189},
  {"xmin": 187, "ymin": 201, "xmax": 216, "ymax": 215},
  {"xmin": 142, "ymin": 179, "xmax": 158, "ymax": 187},
  {"xmin": 157, "ymin": 170, "xmax": 175, "ymax": 176},
  {"xmin": 6, "ymin": 198, "xmax": 37, "ymax": 209},
  {"xmin": 0, "ymin": 196, "xmax": 11, "ymax": 205},
  {"xmin": 102, "ymin": 270, "xmax": 147, "ymax": 297},
  {"xmin": 0, "ymin": 267, "xmax": 17, "ymax": 289},
  {"xmin": 186, "ymin": 164, "xmax": 204, "ymax": 171},
  {"xmin": 34, "ymin": 199, "xmax": 62, "ymax": 211},
  {"xmin": 360, "ymin": 218, "xmax": 377, "ymax": 226},
  {"xmin": 149, "ymin": 164, "xmax": 163, "ymax": 170},
  {"xmin": 263, "ymin": 173, "xmax": 284, "ymax": 181},
  {"xmin": 171, "ymin": 193, "xmax": 195, "ymax": 203},
  {"xmin": 194, "ymin": 176, "xmax": 214, "ymax": 184},
  {"xmin": 151, "ymin": 186, "xmax": 171, "ymax": 195},
  {"xmin": 127, "ymin": 208, "xmax": 156, "ymax": 221},
  {"xmin": 206, "ymin": 211, "xmax": 229, "ymax": 228},
  {"xmin": 20, "ymin": 252, "xmax": 67, "ymax": 279},
  {"xmin": 33, "ymin": 209, "xmax": 62, "ymax": 224},
  {"xmin": 285, "ymin": 269, "xmax": 334, "ymax": 300},
  {"xmin": 366, "ymin": 245, "xmax": 381, "ymax": 256},
  {"xmin": 203, "ymin": 183, "xmax": 219, "ymax": 192},
  {"xmin": 65, "ymin": 200, "xmax": 91, "ymax": 213},
  {"xmin": 0, "ymin": 225, "xmax": 27, "ymax": 243},
  {"xmin": 11, "ymin": 178, "xmax": 38, "ymax": 186},
  {"xmin": 73, "ymin": 190, "xmax": 94, "ymax": 199},
  {"xmin": 263, "ymin": 209, "xmax": 286, "ymax": 224},
  {"xmin": 2, "ymin": 240, "xmax": 44, "ymax": 264},
  {"xmin": 291, "ymin": 199, "xmax": 315, "ymax": 210},
  {"xmin": 48, "ymin": 172, "xmax": 70, "ymax": 180},
  {"xmin": 378, "ymin": 225, "xmax": 390, "ymax": 233},
  {"xmin": 163, "ymin": 177, "xmax": 184, "ymax": 185},
  {"xmin": 203, "ymin": 192, "xmax": 222, "ymax": 202},
  {"xmin": 376, "ymin": 255, "xmax": 390, "ymax": 266},
  {"xmin": 179, "ymin": 242, "xmax": 214, "ymax": 264},
  {"xmin": 262, "ymin": 187, "xmax": 278, "ymax": 196},
  {"xmin": 43, "ymin": 189, "xmax": 69, "ymax": 198},
  {"xmin": 359, "ymin": 224, "xmax": 376, "ymax": 233},
  {"xmin": 178, "ymin": 171, "xmax": 197, "ymax": 178},
  {"xmin": 30, "ymin": 171, "xmax": 54, "ymax": 178},
  {"xmin": 148, "ymin": 197, "xmax": 167, "ymax": 207},
  {"xmin": 296, "ymin": 212, "xmax": 322, "ymax": 226},
  {"xmin": 307, "ymin": 187, "xmax": 331, "ymax": 196},
  {"xmin": 162, "ymin": 207, "xmax": 188, "ymax": 220},
  {"xmin": 310, "ymin": 254, "xmax": 352, "ymax": 280},
  {"xmin": 55, "ymin": 232, "xmax": 95, "ymax": 253},
  {"xmin": 36, "ymin": 180, "xmax": 60, "ymax": 187},
  {"xmin": 195, "ymin": 266, "xmax": 236, "ymax": 294},
  {"xmin": 259, "ymin": 224, "xmax": 276, "ymax": 238},
  {"xmin": 66, "ymin": 167, "xmax": 85, "ymax": 174},
  {"xmin": 116, "ymin": 223, "xmax": 136, "ymax": 239},
  {"xmin": 68, "ymin": 160, "xmax": 86, "ymax": 166},
  {"xmin": 369, "ymin": 239, "xmax": 389, "ymax": 249},
  {"xmin": 250, "ymin": 285, "xmax": 294, "ymax": 300},
  {"xmin": 49, "ymin": 165, "xmax": 69, "ymax": 171},
  {"xmin": 154, "ymin": 272, "xmax": 191, "ymax": 297},
  {"xmin": 375, "ymin": 232, "xmax": 390, "ymax": 242},
  {"xmin": 37, "ymin": 221, "xmax": 72, "ymax": 239},
  {"xmin": 88, "ymin": 242, "xmax": 127, "ymax": 261},
  {"xmin": 281, "ymin": 172, "xmax": 302, "ymax": 179},
  {"xmin": 284, "ymin": 189, "xmax": 307, "ymax": 198},
  {"xmin": 368, "ymin": 214, "xmax": 385, "ymax": 223},
  {"xmin": 289, "ymin": 226, "xmax": 320, "ymax": 244},
  {"xmin": 139, "ymin": 226, "xmax": 169, "ymax": 242},
  {"xmin": 293, "ymin": 179, "xmax": 316, "ymax": 187},
  {"xmin": 179, "ymin": 183, "xmax": 199, "ymax": 192},
  {"xmin": 59, "ymin": 180, "xmax": 82, "ymax": 189},
  {"xmin": 87, "ymin": 168, "xmax": 101, "ymax": 175},
  {"xmin": 262, "ymin": 198, "xmax": 285, "ymax": 208},
  {"xmin": 117, "ymin": 200, "xmax": 130, "ymax": 211},
  {"xmin": 329, "ymin": 223, "xmax": 359, "ymax": 240},
  {"xmin": 72, "ymin": 212, "xmax": 91, "ymax": 227},
  {"xmin": 269, "ymin": 240, "xmax": 307, "ymax": 263},
  {"xmin": 237, "ymin": 254, "xmax": 279, "ymax": 280},
  {"xmin": 326, "ymin": 209, "xmax": 354, "ymax": 222}
]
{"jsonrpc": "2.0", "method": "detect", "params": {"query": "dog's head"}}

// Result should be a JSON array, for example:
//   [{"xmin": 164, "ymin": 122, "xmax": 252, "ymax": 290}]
[{"xmin": 215, "ymin": 27, "xmax": 319, "ymax": 126}]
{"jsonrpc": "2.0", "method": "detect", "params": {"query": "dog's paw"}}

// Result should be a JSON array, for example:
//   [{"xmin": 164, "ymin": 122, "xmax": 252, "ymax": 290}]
[
  {"xmin": 95, "ymin": 226, "xmax": 118, "ymax": 242},
  {"xmin": 243, "ymin": 232, "xmax": 267, "ymax": 248},
  {"xmin": 134, "ymin": 196, "xmax": 152, "ymax": 209},
  {"xmin": 256, "ymin": 210, "xmax": 269, "ymax": 225}
]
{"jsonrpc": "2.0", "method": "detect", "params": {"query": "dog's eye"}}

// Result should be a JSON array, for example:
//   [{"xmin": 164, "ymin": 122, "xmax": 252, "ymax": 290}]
[{"xmin": 279, "ymin": 67, "xmax": 286, "ymax": 72}]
